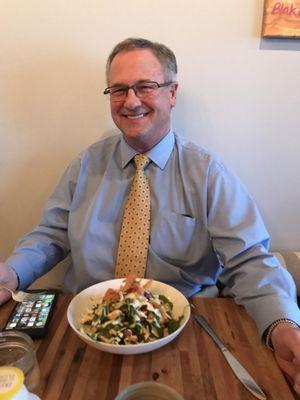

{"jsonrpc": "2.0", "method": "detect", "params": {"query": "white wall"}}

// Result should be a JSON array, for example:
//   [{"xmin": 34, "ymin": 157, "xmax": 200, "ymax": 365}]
[{"xmin": 1, "ymin": 0, "xmax": 300, "ymax": 277}]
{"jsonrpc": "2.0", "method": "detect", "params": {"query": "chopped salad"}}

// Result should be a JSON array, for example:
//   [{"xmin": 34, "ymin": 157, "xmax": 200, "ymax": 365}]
[{"xmin": 79, "ymin": 275, "xmax": 184, "ymax": 345}]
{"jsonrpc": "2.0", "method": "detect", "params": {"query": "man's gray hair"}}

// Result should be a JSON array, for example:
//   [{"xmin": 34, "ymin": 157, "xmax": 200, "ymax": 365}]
[{"xmin": 106, "ymin": 37, "xmax": 177, "ymax": 83}]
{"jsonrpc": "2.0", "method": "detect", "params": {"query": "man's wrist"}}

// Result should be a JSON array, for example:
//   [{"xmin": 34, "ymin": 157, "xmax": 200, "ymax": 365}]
[{"xmin": 265, "ymin": 319, "xmax": 299, "ymax": 350}]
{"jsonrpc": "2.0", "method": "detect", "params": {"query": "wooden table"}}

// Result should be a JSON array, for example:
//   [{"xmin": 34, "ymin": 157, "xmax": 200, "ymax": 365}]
[{"xmin": 0, "ymin": 295, "xmax": 295, "ymax": 400}]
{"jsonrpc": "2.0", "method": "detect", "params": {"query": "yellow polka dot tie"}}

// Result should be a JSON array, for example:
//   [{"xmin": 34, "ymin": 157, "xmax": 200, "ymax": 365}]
[{"xmin": 115, "ymin": 154, "xmax": 151, "ymax": 278}]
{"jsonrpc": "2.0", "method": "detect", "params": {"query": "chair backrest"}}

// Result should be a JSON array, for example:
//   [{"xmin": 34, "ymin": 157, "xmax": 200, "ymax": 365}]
[{"xmin": 272, "ymin": 251, "xmax": 300, "ymax": 295}]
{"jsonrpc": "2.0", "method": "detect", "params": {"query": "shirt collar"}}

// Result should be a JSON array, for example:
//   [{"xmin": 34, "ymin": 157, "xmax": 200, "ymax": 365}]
[{"xmin": 120, "ymin": 129, "xmax": 175, "ymax": 170}]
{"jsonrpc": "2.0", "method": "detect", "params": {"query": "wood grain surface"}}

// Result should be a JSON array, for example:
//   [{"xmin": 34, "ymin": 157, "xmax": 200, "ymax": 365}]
[{"xmin": 0, "ymin": 295, "xmax": 295, "ymax": 400}]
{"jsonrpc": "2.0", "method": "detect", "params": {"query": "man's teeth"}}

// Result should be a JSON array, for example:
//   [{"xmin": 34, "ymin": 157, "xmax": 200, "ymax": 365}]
[{"xmin": 126, "ymin": 114, "xmax": 145, "ymax": 119}]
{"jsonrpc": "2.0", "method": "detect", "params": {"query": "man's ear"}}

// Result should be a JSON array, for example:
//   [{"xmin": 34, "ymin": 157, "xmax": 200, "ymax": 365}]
[{"xmin": 170, "ymin": 82, "xmax": 178, "ymax": 108}]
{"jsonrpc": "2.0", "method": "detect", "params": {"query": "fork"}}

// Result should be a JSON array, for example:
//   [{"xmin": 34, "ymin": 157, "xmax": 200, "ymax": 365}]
[{"xmin": 0, "ymin": 284, "xmax": 45, "ymax": 302}]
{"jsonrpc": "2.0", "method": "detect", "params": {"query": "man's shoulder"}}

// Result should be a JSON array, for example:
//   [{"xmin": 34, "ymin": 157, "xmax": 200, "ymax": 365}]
[
  {"xmin": 174, "ymin": 132, "xmax": 218, "ymax": 161},
  {"xmin": 173, "ymin": 132, "xmax": 228, "ymax": 175},
  {"xmin": 87, "ymin": 133, "xmax": 122, "ymax": 153},
  {"xmin": 74, "ymin": 133, "xmax": 121, "ymax": 161},
  {"xmin": 67, "ymin": 133, "xmax": 122, "ymax": 171}
]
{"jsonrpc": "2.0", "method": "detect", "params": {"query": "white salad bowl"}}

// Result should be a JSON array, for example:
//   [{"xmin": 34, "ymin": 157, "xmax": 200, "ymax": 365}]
[{"xmin": 67, "ymin": 279, "xmax": 191, "ymax": 355}]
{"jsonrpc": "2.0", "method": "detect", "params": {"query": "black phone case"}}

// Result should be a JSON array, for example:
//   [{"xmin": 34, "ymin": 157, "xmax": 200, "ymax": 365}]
[{"xmin": 3, "ymin": 290, "xmax": 59, "ymax": 338}]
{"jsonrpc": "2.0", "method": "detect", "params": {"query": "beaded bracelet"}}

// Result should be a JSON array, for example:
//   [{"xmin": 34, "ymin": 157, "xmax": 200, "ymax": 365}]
[{"xmin": 265, "ymin": 318, "xmax": 299, "ymax": 350}]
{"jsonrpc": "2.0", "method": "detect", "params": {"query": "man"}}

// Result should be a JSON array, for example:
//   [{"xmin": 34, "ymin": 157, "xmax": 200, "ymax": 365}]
[{"xmin": 1, "ymin": 38, "xmax": 300, "ymax": 392}]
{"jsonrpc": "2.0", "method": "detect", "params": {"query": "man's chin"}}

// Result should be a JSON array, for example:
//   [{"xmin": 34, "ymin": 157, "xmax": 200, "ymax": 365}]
[{"xmin": 122, "ymin": 130, "xmax": 149, "ymax": 141}]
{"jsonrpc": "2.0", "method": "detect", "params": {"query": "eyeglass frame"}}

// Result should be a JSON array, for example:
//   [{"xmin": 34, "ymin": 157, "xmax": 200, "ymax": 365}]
[{"xmin": 103, "ymin": 80, "xmax": 174, "ymax": 101}]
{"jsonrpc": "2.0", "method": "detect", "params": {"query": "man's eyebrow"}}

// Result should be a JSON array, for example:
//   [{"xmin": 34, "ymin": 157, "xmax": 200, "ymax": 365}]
[
  {"xmin": 109, "ymin": 79, "xmax": 154, "ymax": 87},
  {"xmin": 108, "ymin": 82, "xmax": 127, "ymax": 87}
]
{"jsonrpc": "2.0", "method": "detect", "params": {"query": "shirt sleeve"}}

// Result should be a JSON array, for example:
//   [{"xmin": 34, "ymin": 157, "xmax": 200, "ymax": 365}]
[
  {"xmin": 206, "ymin": 159, "xmax": 300, "ymax": 337},
  {"xmin": 5, "ymin": 156, "xmax": 82, "ymax": 289}
]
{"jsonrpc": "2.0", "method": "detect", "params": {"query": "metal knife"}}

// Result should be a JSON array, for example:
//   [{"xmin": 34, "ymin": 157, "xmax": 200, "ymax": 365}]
[{"xmin": 195, "ymin": 315, "xmax": 267, "ymax": 400}]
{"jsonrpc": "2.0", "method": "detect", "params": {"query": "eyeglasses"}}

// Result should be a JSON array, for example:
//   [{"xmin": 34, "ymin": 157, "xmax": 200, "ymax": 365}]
[{"xmin": 103, "ymin": 80, "xmax": 174, "ymax": 101}]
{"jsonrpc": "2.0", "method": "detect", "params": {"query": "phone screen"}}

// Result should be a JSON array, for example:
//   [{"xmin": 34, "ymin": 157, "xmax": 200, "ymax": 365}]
[{"xmin": 4, "ymin": 293, "xmax": 58, "ymax": 338}]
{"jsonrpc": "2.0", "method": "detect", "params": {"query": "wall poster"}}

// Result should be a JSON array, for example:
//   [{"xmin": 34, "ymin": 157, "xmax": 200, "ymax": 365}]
[{"xmin": 262, "ymin": 1, "xmax": 300, "ymax": 37}]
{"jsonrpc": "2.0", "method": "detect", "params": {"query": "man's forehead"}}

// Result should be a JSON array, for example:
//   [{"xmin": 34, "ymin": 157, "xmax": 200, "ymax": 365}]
[{"xmin": 108, "ymin": 49, "xmax": 164, "ymax": 84}]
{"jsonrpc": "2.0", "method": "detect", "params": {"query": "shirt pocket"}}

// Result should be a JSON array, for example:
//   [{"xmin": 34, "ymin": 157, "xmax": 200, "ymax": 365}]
[{"xmin": 150, "ymin": 209, "xmax": 198, "ymax": 265}]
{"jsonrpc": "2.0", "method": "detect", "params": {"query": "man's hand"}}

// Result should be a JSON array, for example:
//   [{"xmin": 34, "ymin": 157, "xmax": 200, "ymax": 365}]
[
  {"xmin": 271, "ymin": 323, "xmax": 300, "ymax": 397},
  {"xmin": 0, "ymin": 262, "xmax": 18, "ymax": 305}
]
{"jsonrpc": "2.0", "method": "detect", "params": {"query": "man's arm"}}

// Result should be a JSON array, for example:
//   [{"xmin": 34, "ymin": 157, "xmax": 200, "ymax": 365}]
[
  {"xmin": 206, "ymin": 158, "xmax": 300, "ymax": 393},
  {"xmin": 206, "ymin": 158, "xmax": 300, "ymax": 334},
  {"xmin": 2, "ymin": 155, "xmax": 82, "ymax": 293}
]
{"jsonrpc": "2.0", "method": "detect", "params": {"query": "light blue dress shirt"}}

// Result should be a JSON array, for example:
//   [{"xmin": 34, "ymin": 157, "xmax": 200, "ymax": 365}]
[{"xmin": 7, "ymin": 130, "xmax": 300, "ymax": 335}]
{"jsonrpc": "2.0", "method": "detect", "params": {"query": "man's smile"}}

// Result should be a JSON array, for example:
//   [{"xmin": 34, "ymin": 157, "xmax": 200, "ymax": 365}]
[{"xmin": 123, "ymin": 112, "xmax": 150, "ymax": 120}]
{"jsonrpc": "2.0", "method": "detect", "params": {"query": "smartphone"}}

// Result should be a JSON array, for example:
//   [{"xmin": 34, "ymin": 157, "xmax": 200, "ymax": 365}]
[{"xmin": 4, "ymin": 291, "xmax": 58, "ymax": 338}]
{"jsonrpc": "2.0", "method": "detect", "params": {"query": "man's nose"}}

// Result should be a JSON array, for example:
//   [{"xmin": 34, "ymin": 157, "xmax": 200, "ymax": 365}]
[{"xmin": 123, "ymin": 88, "xmax": 142, "ymax": 108}]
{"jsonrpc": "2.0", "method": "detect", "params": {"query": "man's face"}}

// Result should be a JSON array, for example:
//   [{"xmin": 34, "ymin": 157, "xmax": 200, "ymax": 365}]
[{"xmin": 107, "ymin": 49, "xmax": 178, "ymax": 151}]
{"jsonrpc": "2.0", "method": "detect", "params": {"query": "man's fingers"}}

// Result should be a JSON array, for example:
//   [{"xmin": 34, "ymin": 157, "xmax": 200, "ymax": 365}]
[
  {"xmin": 0, "ymin": 263, "xmax": 18, "ymax": 290},
  {"xmin": 293, "ymin": 354, "xmax": 300, "ymax": 367},
  {"xmin": 294, "ymin": 379, "xmax": 300, "ymax": 395},
  {"xmin": 275, "ymin": 353, "xmax": 300, "ymax": 395},
  {"xmin": 275, "ymin": 353, "xmax": 296, "ymax": 380},
  {"xmin": 0, "ymin": 263, "xmax": 18, "ymax": 306},
  {"xmin": 0, "ymin": 289, "xmax": 12, "ymax": 306}
]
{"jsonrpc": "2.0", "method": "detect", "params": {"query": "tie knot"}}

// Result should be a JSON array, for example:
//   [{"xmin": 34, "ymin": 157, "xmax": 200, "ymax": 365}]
[{"xmin": 134, "ymin": 154, "xmax": 150, "ymax": 171}]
